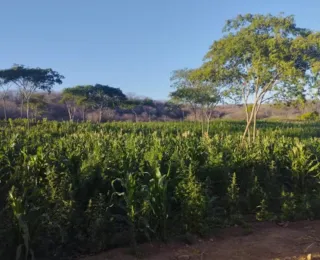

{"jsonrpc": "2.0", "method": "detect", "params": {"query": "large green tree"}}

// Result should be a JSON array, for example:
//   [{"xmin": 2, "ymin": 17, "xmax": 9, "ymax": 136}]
[
  {"xmin": 61, "ymin": 85, "xmax": 92, "ymax": 121},
  {"xmin": 200, "ymin": 13, "xmax": 320, "ymax": 142},
  {"xmin": 87, "ymin": 84, "xmax": 127, "ymax": 123},
  {"xmin": 28, "ymin": 93, "xmax": 48, "ymax": 120},
  {"xmin": 170, "ymin": 68, "xmax": 220, "ymax": 132},
  {"xmin": 0, "ymin": 65, "xmax": 64, "ymax": 122},
  {"xmin": 121, "ymin": 98, "xmax": 155, "ymax": 122}
]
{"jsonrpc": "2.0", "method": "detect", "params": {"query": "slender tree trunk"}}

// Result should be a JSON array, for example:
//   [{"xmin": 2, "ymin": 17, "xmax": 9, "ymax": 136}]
[
  {"xmin": 242, "ymin": 98, "xmax": 264, "ymax": 143},
  {"xmin": 98, "ymin": 107, "xmax": 103, "ymax": 123},
  {"xmin": 68, "ymin": 108, "xmax": 72, "ymax": 121},
  {"xmin": 82, "ymin": 108, "xmax": 85, "ymax": 121},
  {"xmin": 201, "ymin": 108, "xmax": 205, "ymax": 134},
  {"xmin": 66, "ymin": 104, "xmax": 74, "ymax": 122},
  {"xmin": 2, "ymin": 98, "xmax": 7, "ymax": 120},
  {"xmin": 20, "ymin": 99, "xmax": 24, "ymax": 118},
  {"xmin": 132, "ymin": 110, "xmax": 138, "ymax": 122},
  {"xmin": 206, "ymin": 109, "xmax": 213, "ymax": 133},
  {"xmin": 34, "ymin": 107, "xmax": 38, "ymax": 121},
  {"xmin": 253, "ymin": 109, "xmax": 257, "ymax": 143},
  {"xmin": 242, "ymin": 118, "xmax": 252, "ymax": 143},
  {"xmin": 26, "ymin": 99, "xmax": 30, "ymax": 129},
  {"xmin": 191, "ymin": 105, "xmax": 197, "ymax": 121},
  {"xmin": 26, "ymin": 102, "xmax": 29, "ymax": 119},
  {"xmin": 242, "ymin": 107, "xmax": 256, "ymax": 143},
  {"xmin": 253, "ymin": 101, "xmax": 263, "ymax": 142}
]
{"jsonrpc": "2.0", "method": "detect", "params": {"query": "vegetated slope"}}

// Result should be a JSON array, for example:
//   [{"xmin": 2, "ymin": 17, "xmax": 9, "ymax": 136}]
[
  {"xmin": 0, "ymin": 91, "xmax": 319, "ymax": 122},
  {"xmin": 2, "ymin": 120, "xmax": 320, "ymax": 259}
]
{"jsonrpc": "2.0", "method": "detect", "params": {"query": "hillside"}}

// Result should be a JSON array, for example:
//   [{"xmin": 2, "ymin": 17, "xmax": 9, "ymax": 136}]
[{"xmin": 0, "ymin": 91, "xmax": 316, "ymax": 122}]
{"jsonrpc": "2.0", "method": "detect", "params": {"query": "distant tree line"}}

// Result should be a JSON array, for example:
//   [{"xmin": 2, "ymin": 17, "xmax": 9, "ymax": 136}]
[{"xmin": 0, "ymin": 65, "xmax": 186, "ymax": 122}]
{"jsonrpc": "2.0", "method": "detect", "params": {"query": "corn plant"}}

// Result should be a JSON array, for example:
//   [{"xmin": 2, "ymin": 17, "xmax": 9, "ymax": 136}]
[
  {"xmin": 3, "ymin": 120, "xmax": 320, "ymax": 258},
  {"xmin": 148, "ymin": 166, "xmax": 170, "ymax": 241},
  {"xmin": 8, "ymin": 187, "xmax": 34, "ymax": 260},
  {"xmin": 111, "ymin": 173, "xmax": 152, "ymax": 254}
]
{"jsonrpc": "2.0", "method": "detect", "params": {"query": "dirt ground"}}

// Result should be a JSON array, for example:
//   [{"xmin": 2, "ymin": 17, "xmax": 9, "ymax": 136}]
[{"xmin": 79, "ymin": 221, "xmax": 320, "ymax": 260}]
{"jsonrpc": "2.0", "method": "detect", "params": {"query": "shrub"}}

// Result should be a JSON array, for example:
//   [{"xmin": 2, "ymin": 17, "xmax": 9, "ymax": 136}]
[{"xmin": 298, "ymin": 111, "xmax": 319, "ymax": 121}]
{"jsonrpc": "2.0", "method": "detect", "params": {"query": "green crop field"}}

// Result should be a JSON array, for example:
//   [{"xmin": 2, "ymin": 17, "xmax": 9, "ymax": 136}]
[{"xmin": 2, "ymin": 119, "xmax": 320, "ymax": 259}]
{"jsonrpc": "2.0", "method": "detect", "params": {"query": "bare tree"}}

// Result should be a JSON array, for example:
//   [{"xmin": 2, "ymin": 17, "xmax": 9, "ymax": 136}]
[{"xmin": 0, "ymin": 80, "xmax": 13, "ymax": 120}]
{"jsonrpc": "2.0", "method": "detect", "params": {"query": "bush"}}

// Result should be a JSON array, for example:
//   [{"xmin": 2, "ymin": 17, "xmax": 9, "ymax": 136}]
[{"xmin": 298, "ymin": 111, "xmax": 319, "ymax": 121}]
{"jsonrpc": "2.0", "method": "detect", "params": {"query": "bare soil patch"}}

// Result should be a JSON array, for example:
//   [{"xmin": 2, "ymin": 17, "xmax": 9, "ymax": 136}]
[{"xmin": 79, "ymin": 221, "xmax": 320, "ymax": 260}]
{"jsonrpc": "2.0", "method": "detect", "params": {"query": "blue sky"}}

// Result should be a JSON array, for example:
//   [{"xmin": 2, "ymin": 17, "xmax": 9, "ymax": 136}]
[{"xmin": 1, "ymin": 0, "xmax": 319, "ymax": 100}]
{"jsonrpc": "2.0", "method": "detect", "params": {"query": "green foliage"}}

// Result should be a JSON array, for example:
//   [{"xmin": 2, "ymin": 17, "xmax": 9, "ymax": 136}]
[
  {"xmin": 111, "ymin": 173, "xmax": 152, "ymax": 254},
  {"xmin": 1, "ymin": 120, "xmax": 320, "ymax": 258},
  {"xmin": 256, "ymin": 198, "xmax": 273, "ymax": 221},
  {"xmin": 170, "ymin": 68, "xmax": 220, "ymax": 132},
  {"xmin": 61, "ymin": 84, "xmax": 127, "ymax": 122},
  {"xmin": 175, "ymin": 165, "xmax": 206, "ymax": 234},
  {"xmin": 0, "ymin": 65, "xmax": 64, "ymax": 91},
  {"xmin": 0, "ymin": 64, "xmax": 64, "ymax": 121},
  {"xmin": 198, "ymin": 13, "xmax": 320, "ymax": 141},
  {"xmin": 28, "ymin": 94, "xmax": 47, "ymax": 120},
  {"xmin": 88, "ymin": 84, "xmax": 127, "ymax": 109},
  {"xmin": 226, "ymin": 172, "xmax": 242, "ymax": 224},
  {"xmin": 61, "ymin": 85, "xmax": 92, "ymax": 107},
  {"xmin": 298, "ymin": 111, "xmax": 319, "ymax": 121}
]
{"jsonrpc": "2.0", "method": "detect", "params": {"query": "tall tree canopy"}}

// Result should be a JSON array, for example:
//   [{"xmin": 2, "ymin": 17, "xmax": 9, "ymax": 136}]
[
  {"xmin": 200, "ymin": 13, "xmax": 320, "ymax": 141},
  {"xmin": 28, "ymin": 93, "xmax": 48, "ymax": 120},
  {"xmin": 121, "ymin": 98, "xmax": 156, "ymax": 122},
  {"xmin": 88, "ymin": 84, "xmax": 127, "ymax": 122},
  {"xmin": 0, "ymin": 65, "xmax": 64, "ymax": 122},
  {"xmin": 61, "ymin": 84, "xmax": 127, "ymax": 122},
  {"xmin": 61, "ymin": 85, "xmax": 92, "ymax": 121},
  {"xmin": 170, "ymin": 68, "xmax": 220, "ymax": 132}
]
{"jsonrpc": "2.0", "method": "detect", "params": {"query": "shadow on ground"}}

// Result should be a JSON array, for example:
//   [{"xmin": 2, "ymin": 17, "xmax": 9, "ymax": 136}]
[{"xmin": 78, "ymin": 221, "xmax": 320, "ymax": 260}]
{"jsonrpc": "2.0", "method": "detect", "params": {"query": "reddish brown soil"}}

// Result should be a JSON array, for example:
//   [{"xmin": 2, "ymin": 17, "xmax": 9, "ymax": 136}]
[{"xmin": 79, "ymin": 221, "xmax": 320, "ymax": 260}]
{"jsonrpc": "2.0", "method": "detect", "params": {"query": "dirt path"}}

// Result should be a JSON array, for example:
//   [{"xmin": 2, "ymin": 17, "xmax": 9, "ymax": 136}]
[{"xmin": 79, "ymin": 221, "xmax": 320, "ymax": 260}]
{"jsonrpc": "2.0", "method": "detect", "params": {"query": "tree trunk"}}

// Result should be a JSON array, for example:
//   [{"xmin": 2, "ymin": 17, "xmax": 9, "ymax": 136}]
[
  {"xmin": 132, "ymin": 110, "xmax": 138, "ymax": 122},
  {"xmin": 20, "ymin": 99, "xmax": 24, "ymax": 118},
  {"xmin": 242, "ymin": 106, "xmax": 256, "ymax": 143},
  {"xmin": 205, "ymin": 109, "xmax": 213, "ymax": 133},
  {"xmin": 98, "ymin": 107, "xmax": 103, "ymax": 123},
  {"xmin": 82, "ymin": 108, "xmax": 85, "ymax": 121},
  {"xmin": 253, "ymin": 108, "xmax": 257, "ymax": 143},
  {"xmin": 201, "ymin": 109, "xmax": 205, "ymax": 134},
  {"xmin": 242, "ymin": 118, "xmax": 252, "ymax": 143},
  {"xmin": 26, "ymin": 102, "xmax": 29, "ymax": 120},
  {"xmin": 34, "ymin": 107, "xmax": 38, "ymax": 121},
  {"xmin": 26, "ymin": 99, "xmax": 30, "ymax": 129},
  {"xmin": 191, "ymin": 105, "xmax": 197, "ymax": 121},
  {"xmin": 242, "ymin": 98, "xmax": 264, "ymax": 143},
  {"xmin": 2, "ymin": 98, "xmax": 7, "ymax": 120},
  {"xmin": 67, "ymin": 105, "xmax": 74, "ymax": 121},
  {"xmin": 253, "ymin": 101, "xmax": 263, "ymax": 142},
  {"xmin": 68, "ymin": 108, "xmax": 72, "ymax": 121}
]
